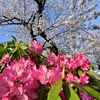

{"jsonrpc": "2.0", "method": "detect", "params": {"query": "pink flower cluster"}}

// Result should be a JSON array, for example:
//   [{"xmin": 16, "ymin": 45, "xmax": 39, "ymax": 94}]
[
  {"xmin": 0, "ymin": 40, "xmax": 92, "ymax": 100},
  {"xmin": 46, "ymin": 52, "xmax": 90, "ymax": 87},
  {"xmin": 66, "ymin": 72, "xmax": 89, "ymax": 87},
  {"xmin": 0, "ymin": 57, "xmax": 63, "ymax": 100},
  {"xmin": 0, "ymin": 57, "xmax": 39, "ymax": 100},
  {"xmin": 47, "ymin": 53, "xmax": 90, "ymax": 71},
  {"xmin": 29, "ymin": 40, "xmax": 43, "ymax": 54}
]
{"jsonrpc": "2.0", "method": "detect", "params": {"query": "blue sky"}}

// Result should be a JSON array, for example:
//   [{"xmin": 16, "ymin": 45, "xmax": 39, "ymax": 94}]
[{"xmin": 0, "ymin": 35, "xmax": 12, "ymax": 43}]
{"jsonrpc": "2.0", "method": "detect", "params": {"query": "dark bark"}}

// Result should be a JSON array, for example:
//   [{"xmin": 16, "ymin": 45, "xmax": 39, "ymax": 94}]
[
  {"xmin": 98, "ymin": 65, "xmax": 100, "ymax": 70},
  {"xmin": 33, "ymin": 0, "xmax": 58, "ymax": 55}
]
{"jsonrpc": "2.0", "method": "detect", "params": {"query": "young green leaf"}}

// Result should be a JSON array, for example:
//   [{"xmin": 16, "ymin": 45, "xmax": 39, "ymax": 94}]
[
  {"xmin": 86, "ymin": 71, "xmax": 100, "ymax": 80},
  {"xmin": 78, "ymin": 70, "xmax": 83, "ymax": 77},
  {"xmin": 12, "ymin": 47, "xmax": 18, "ymax": 54},
  {"xmin": 63, "ymin": 83, "xmax": 80, "ymax": 100},
  {"xmin": 20, "ymin": 44, "xmax": 27, "ymax": 50},
  {"xmin": 47, "ymin": 80, "xmax": 63, "ymax": 100}
]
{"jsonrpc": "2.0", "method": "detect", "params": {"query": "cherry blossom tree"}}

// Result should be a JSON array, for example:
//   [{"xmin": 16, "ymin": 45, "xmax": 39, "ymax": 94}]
[{"xmin": 0, "ymin": 0, "xmax": 100, "ymax": 64}]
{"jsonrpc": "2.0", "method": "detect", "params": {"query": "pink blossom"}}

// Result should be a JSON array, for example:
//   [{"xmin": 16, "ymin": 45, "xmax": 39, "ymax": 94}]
[
  {"xmin": 21, "ymin": 68, "xmax": 40, "ymax": 99},
  {"xmin": 3, "ymin": 57, "xmax": 37, "ymax": 82},
  {"xmin": 0, "ymin": 56, "xmax": 39, "ymax": 100},
  {"xmin": 47, "ymin": 54, "xmax": 68, "ymax": 67},
  {"xmin": 0, "ymin": 54, "xmax": 10, "ymax": 64},
  {"xmin": 23, "ymin": 57, "xmax": 36, "ymax": 70},
  {"xmin": 20, "ymin": 68, "xmax": 38, "ymax": 85},
  {"xmin": 66, "ymin": 58, "xmax": 78, "ymax": 71},
  {"xmin": 2, "ymin": 68, "xmax": 16, "ymax": 82},
  {"xmin": 38, "ymin": 64, "xmax": 50, "ymax": 85},
  {"xmin": 20, "ymin": 68, "xmax": 33, "ymax": 84},
  {"xmin": 48, "ymin": 66, "xmax": 62, "ymax": 85},
  {"xmin": 38, "ymin": 65, "xmax": 62, "ymax": 85},
  {"xmin": 79, "ymin": 72, "xmax": 89, "ymax": 85},
  {"xmin": 24, "ymin": 81, "xmax": 39, "ymax": 100},
  {"xmin": 46, "ymin": 52, "xmax": 58, "ymax": 66},
  {"xmin": 66, "ymin": 72, "xmax": 80, "ymax": 87},
  {"xmin": 0, "ymin": 75, "xmax": 14, "ymax": 99},
  {"xmin": 58, "ymin": 54, "xmax": 68, "ymax": 67},
  {"xmin": 19, "ymin": 57, "xmax": 36, "ymax": 69},
  {"xmin": 29, "ymin": 40, "xmax": 43, "ymax": 54},
  {"xmin": 80, "ymin": 63, "xmax": 90, "ymax": 71},
  {"xmin": 2, "ymin": 85, "xmax": 29, "ymax": 100},
  {"xmin": 4, "ymin": 60, "xmax": 24, "ymax": 80},
  {"xmin": 74, "ymin": 54, "xmax": 90, "ymax": 70}
]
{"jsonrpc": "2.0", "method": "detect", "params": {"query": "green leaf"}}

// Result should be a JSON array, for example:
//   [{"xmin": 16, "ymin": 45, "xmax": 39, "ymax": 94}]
[
  {"xmin": 12, "ymin": 36, "xmax": 17, "ymax": 41},
  {"xmin": 0, "ymin": 44, "xmax": 4, "ymax": 52},
  {"xmin": 78, "ymin": 70, "xmax": 83, "ymax": 77},
  {"xmin": 63, "ymin": 83, "xmax": 80, "ymax": 100},
  {"xmin": 12, "ymin": 47, "xmax": 18, "ymax": 54},
  {"xmin": 56, "ymin": 96, "xmax": 61, "ymax": 100},
  {"xmin": 20, "ymin": 44, "xmax": 27, "ymax": 50},
  {"xmin": 73, "ymin": 82, "xmax": 100, "ymax": 100},
  {"xmin": 89, "ymin": 77, "xmax": 100, "ymax": 91},
  {"xmin": 0, "ymin": 47, "xmax": 4, "ymax": 53},
  {"xmin": 86, "ymin": 71, "xmax": 100, "ymax": 80},
  {"xmin": 0, "ymin": 64, "xmax": 5, "ymax": 73},
  {"xmin": 47, "ymin": 80, "xmax": 63, "ymax": 100},
  {"xmin": 39, "ymin": 56, "xmax": 46, "ymax": 63},
  {"xmin": 90, "ymin": 64, "xmax": 95, "ymax": 69},
  {"xmin": 37, "ymin": 88, "xmax": 45, "ymax": 100}
]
